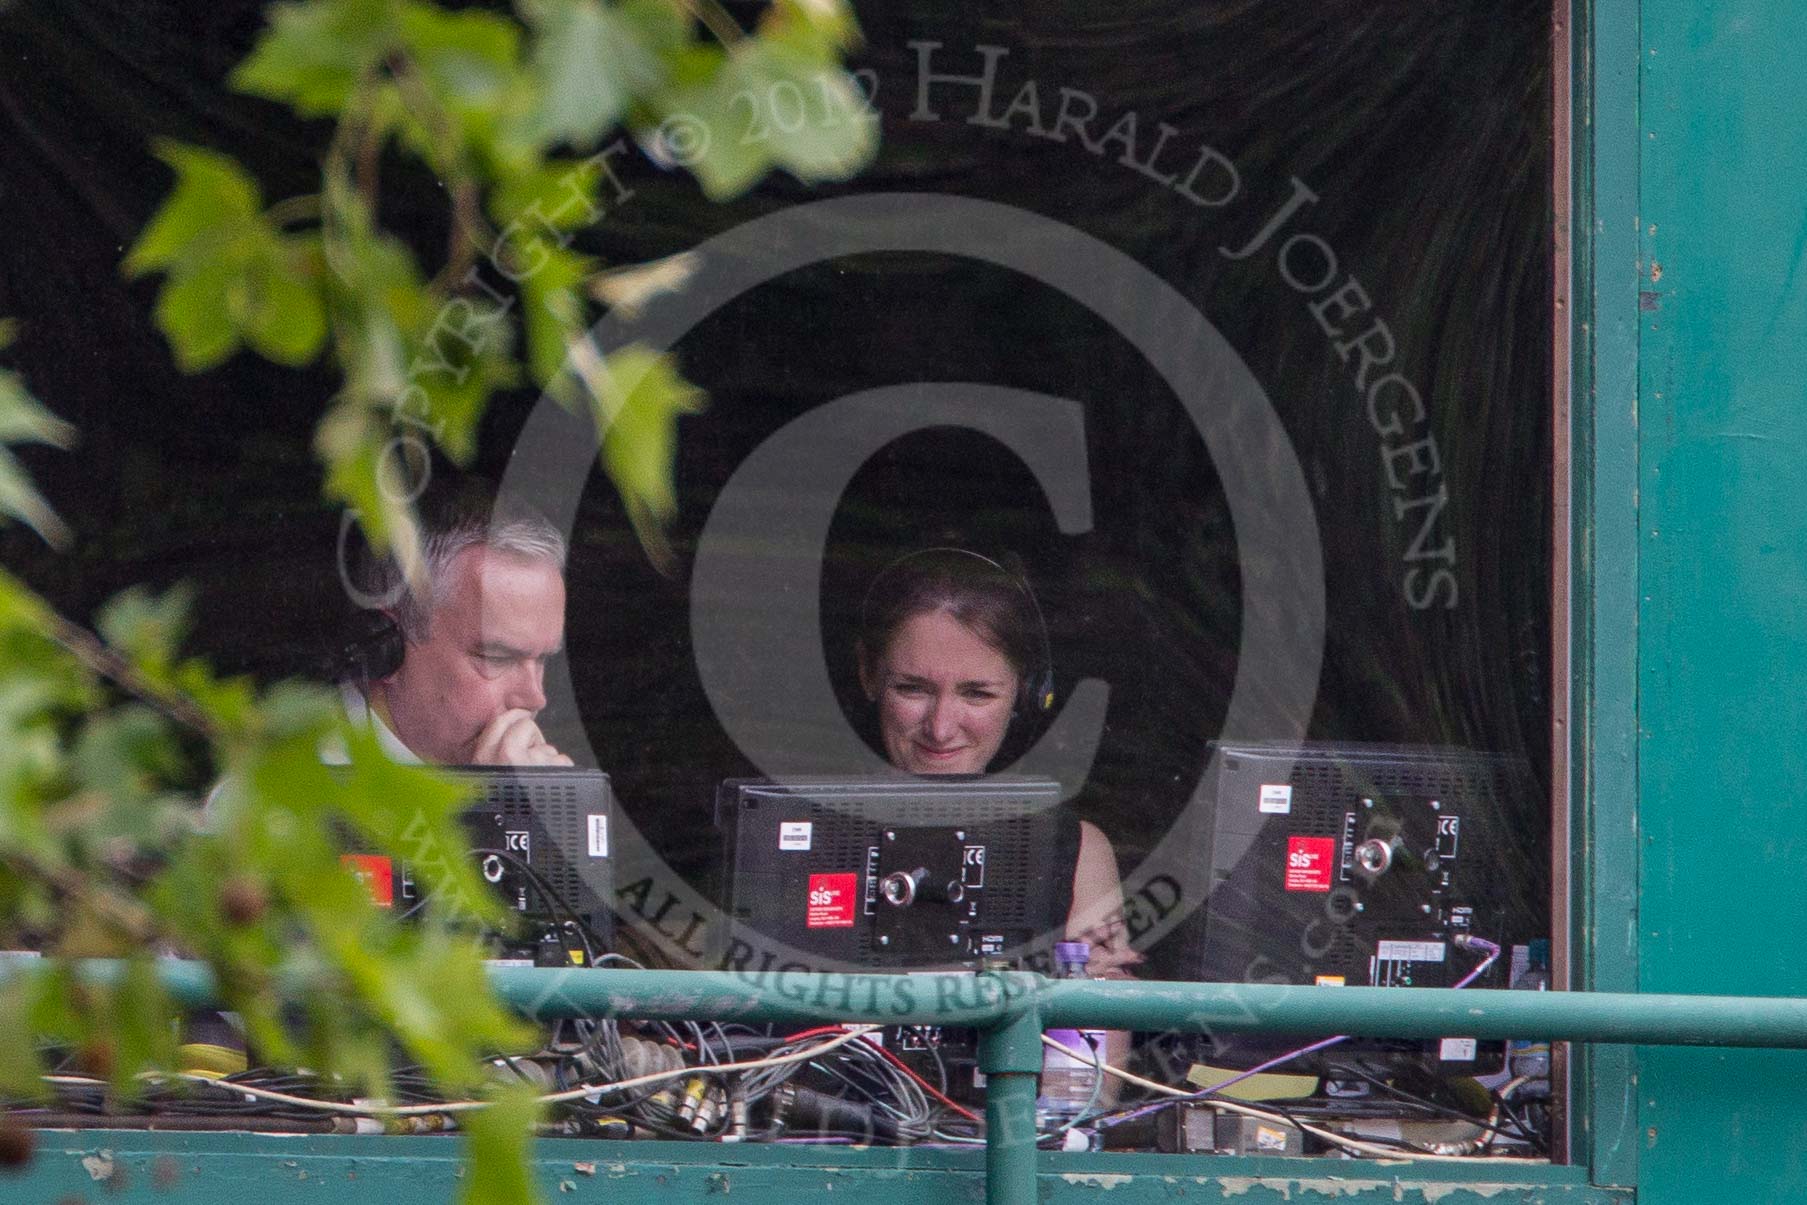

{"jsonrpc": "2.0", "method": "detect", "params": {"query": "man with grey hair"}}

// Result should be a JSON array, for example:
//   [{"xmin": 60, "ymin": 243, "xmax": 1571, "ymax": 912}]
[{"xmin": 348, "ymin": 486, "xmax": 573, "ymax": 766}]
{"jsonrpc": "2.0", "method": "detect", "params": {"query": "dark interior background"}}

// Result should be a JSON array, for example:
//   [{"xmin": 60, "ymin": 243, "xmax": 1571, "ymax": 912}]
[{"xmin": 0, "ymin": 1, "xmax": 1553, "ymax": 961}]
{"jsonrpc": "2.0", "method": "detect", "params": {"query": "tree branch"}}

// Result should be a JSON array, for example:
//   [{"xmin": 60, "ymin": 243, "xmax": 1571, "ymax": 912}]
[
  {"xmin": 1, "ymin": 853, "xmax": 160, "ymax": 949},
  {"xmin": 43, "ymin": 614, "xmax": 217, "ymax": 741},
  {"xmin": 385, "ymin": 53, "xmax": 492, "ymax": 295},
  {"xmin": 264, "ymin": 194, "xmax": 323, "ymax": 230},
  {"xmin": 686, "ymin": 0, "xmax": 746, "ymax": 47}
]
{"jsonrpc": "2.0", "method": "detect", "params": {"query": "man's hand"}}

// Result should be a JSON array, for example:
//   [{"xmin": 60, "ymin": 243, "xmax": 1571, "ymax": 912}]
[{"xmin": 471, "ymin": 709, "xmax": 573, "ymax": 767}]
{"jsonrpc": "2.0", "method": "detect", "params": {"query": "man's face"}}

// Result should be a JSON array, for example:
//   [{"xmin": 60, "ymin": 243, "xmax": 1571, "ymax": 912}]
[{"xmin": 377, "ymin": 546, "xmax": 566, "ymax": 764}]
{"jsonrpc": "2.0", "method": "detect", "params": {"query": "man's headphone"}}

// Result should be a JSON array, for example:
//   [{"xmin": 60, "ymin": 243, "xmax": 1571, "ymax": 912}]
[
  {"xmin": 857, "ymin": 547, "xmax": 1056, "ymax": 718},
  {"xmin": 340, "ymin": 609, "xmax": 406, "ymax": 683}
]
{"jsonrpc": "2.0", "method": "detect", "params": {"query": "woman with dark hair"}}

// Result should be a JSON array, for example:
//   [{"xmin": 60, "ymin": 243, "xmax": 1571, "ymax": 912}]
[{"xmin": 855, "ymin": 549, "xmax": 1141, "ymax": 981}]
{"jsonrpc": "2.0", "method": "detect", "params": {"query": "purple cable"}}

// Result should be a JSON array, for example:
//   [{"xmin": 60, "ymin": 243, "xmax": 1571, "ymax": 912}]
[
  {"xmin": 1101, "ymin": 934, "xmax": 1502, "ymax": 1128},
  {"xmin": 1449, "ymin": 936, "xmax": 1502, "ymax": 989}
]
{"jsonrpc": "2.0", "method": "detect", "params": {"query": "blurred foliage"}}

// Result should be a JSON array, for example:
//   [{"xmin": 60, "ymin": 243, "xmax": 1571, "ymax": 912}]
[
  {"xmin": 125, "ymin": 0, "xmax": 875, "ymax": 563},
  {"xmin": 0, "ymin": 550, "xmax": 534, "ymax": 1191},
  {"xmin": 0, "ymin": 322, "xmax": 76, "ymax": 551},
  {"xmin": 5, "ymin": 0, "xmax": 874, "ymax": 1199}
]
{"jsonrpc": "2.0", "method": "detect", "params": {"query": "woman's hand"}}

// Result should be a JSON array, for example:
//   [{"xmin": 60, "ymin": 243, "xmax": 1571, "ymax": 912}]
[
  {"xmin": 1068, "ymin": 821, "xmax": 1146, "ymax": 979},
  {"xmin": 1077, "ymin": 914, "xmax": 1147, "ymax": 980}
]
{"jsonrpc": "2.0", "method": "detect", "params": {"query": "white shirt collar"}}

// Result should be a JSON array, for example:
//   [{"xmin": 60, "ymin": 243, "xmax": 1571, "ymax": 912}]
[{"xmin": 331, "ymin": 681, "xmax": 422, "ymax": 765}]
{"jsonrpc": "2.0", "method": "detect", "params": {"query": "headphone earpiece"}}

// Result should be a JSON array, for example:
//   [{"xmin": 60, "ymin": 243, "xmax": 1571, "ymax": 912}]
[
  {"xmin": 1022, "ymin": 665, "xmax": 1056, "ymax": 717},
  {"xmin": 342, "ymin": 610, "xmax": 406, "ymax": 683}
]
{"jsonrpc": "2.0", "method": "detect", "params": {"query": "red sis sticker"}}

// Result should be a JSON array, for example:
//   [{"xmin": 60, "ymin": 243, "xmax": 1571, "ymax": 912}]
[
  {"xmin": 806, "ymin": 873, "xmax": 858, "ymax": 928},
  {"xmin": 341, "ymin": 854, "xmax": 395, "ymax": 907},
  {"xmin": 1284, "ymin": 837, "xmax": 1336, "ymax": 892}
]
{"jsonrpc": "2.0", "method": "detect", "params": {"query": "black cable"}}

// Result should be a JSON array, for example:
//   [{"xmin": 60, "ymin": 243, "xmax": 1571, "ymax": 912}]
[
  {"xmin": 898, "ymin": 1027, "xmax": 951, "ymax": 1098},
  {"xmin": 551, "ymin": 1056, "xmax": 670, "ymax": 1116},
  {"xmin": 1493, "ymin": 1092, "xmax": 1551, "ymax": 1154},
  {"xmin": 549, "ymin": 1038, "xmax": 736, "ymax": 1137},
  {"xmin": 468, "ymin": 848, "xmax": 607, "ymax": 962},
  {"xmin": 584, "ymin": 1113, "xmax": 712, "ymax": 1142},
  {"xmin": 1322, "ymin": 1060, "xmax": 1545, "ymax": 1150},
  {"xmin": 1232, "ymin": 1098, "xmax": 1435, "ymax": 1157}
]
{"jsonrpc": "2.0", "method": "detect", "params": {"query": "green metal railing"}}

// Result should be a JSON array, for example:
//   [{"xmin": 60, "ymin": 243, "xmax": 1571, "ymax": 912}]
[
  {"xmin": 44, "ymin": 958, "xmax": 1807, "ymax": 1205},
  {"xmin": 502, "ymin": 965, "xmax": 1807, "ymax": 1205}
]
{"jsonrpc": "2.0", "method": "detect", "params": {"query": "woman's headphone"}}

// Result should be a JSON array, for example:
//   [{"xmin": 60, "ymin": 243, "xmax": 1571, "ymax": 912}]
[{"xmin": 857, "ymin": 547, "xmax": 1056, "ymax": 719}]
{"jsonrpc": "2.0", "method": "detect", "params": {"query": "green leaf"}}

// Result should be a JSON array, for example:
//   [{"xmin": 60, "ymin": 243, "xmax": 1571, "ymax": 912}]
[
  {"xmin": 519, "ymin": 244, "xmax": 592, "ymax": 387},
  {"xmin": 0, "ymin": 595, "xmax": 91, "ymax": 736},
  {"xmin": 0, "ymin": 970, "xmax": 49, "ymax": 1099},
  {"xmin": 616, "ymin": 0, "xmax": 693, "ymax": 56},
  {"xmin": 0, "ymin": 671, "xmax": 76, "ymax": 737},
  {"xmin": 231, "ymin": 0, "xmax": 397, "ymax": 118},
  {"xmin": 330, "ymin": 728, "xmax": 506, "ymax": 933},
  {"xmin": 578, "ymin": 343, "xmax": 704, "ymax": 558},
  {"xmin": 733, "ymin": 38, "xmax": 877, "ymax": 182},
  {"xmin": 70, "ymin": 705, "xmax": 187, "ymax": 833},
  {"xmin": 663, "ymin": 40, "xmax": 728, "ymax": 88},
  {"xmin": 404, "ymin": 318, "xmax": 518, "ymax": 464},
  {"xmin": 0, "ymin": 568, "xmax": 57, "ymax": 634},
  {"xmin": 0, "ymin": 369, "xmax": 75, "ymax": 450},
  {"xmin": 153, "ymin": 254, "xmax": 244, "ymax": 372},
  {"xmin": 398, "ymin": 2, "xmax": 528, "ymax": 152},
  {"xmin": 104, "ymin": 956, "xmax": 176, "ymax": 1097},
  {"xmin": 333, "ymin": 925, "xmax": 529, "ymax": 1088},
  {"xmin": 652, "ymin": 59, "xmax": 767, "ymax": 202},
  {"xmin": 339, "ymin": 277, "xmax": 426, "ymax": 404},
  {"xmin": 125, "ymin": 144, "xmax": 331, "ymax": 378},
  {"xmin": 172, "ymin": 660, "xmax": 260, "ymax": 736},
  {"xmin": 316, "ymin": 401, "xmax": 420, "ymax": 558},
  {"xmin": 0, "ymin": 361, "xmax": 74, "ymax": 548},
  {"xmin": 521, "ymin": 0, "xmax": 656, "ymax": 149},
  {"xmin": 400, "ymin": 3, "xmax": 522, "ymax": 94},
  {"xmin": 125, "ymin": 142, "xmax": 264, "ymax": 277},
  {"xmin": 96, "ymin": 584, "xmax": 194, "ymax": 680},
  {"xmin": 459, "ymin": 1084, "xmax": 544, "ymax": 1205},
  {"xmin": 242, "ymin": 240, "xmax": 330, "ymax": 367},
  {"xmin": 654, "ymin": 34, "xmax": 877, "ymax": 201},
  {"xmin": 488, "ymin": 158, "xmax": 606, "ymax": 234},
  {"xmin": 213, "ymin": 721, "xmax": 529, "ymax": 1090},
  {"xmin": 0, "ymin": 1, "xmax": 878, "ymax": 1191},
  {"xmin": 145, "ymin": 836, "xmax": 300, "ymax": 1068},
  {"xmin": 757, "ymin": 0, "xmax": 862, "ymax": 58},
  {"xmin": 0, "ymin": 446, "xmax": 70, "ymax": 548},
  {"xmin": 251, "ymin": 678, "xmax": 342, "ymax": 741}
]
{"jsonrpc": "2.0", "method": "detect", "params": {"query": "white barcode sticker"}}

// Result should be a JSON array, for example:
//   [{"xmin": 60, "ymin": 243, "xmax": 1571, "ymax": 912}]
[
  {"xmin": 1376, "ymin": 940, "xmax": 1446, "ymax": 963},
  {"xmin": 587, "ymin": 813, "xmax": 608, "ymax": 858},
  {"xmin": 1439, "ymin": 1037, "xmax": 1478, "ymax": 1062},
  {"xmin": 780, "ymin": 821, "xmax": 813, "ymax": 851},
  {"xmin": 1258, "ymin": 783, "xmax": 1294, "ymax": 814}
]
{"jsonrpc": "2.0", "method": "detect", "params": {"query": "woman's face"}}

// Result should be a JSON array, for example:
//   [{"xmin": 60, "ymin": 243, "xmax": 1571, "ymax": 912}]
[{"xmin": 863, "ymin": 609, "xmax": 1020, "ymax": 775}]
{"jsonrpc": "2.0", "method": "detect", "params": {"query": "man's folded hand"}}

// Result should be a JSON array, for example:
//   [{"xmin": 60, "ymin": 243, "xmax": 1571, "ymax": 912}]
[{"xmin": 471, "ymin": 708, "xmax": 573, "ymax": 767}]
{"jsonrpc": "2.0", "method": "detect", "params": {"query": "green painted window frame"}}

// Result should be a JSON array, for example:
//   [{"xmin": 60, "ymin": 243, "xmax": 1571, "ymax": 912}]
[
  {"xmin": 1, "ymin": 5, "xmax": 1639, "ymax": 1200},
  {"xmin": 1562, "ymin": 0, "xmax": 1641, "ymax": 1189}
]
